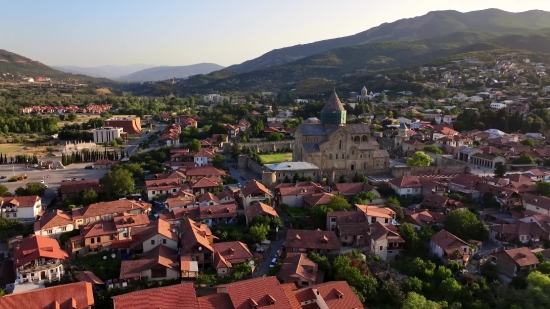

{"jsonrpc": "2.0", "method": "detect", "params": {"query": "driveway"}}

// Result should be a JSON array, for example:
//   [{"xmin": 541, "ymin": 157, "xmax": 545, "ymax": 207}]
[{"xmin": 253, "ymin": 226, "xmax": 287, "ymax": 278}]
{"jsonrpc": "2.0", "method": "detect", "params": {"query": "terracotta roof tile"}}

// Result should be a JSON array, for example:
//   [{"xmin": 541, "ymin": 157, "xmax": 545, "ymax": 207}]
[
  {"xmin": 2, "ymin": 195, "xmax": 40, "ymax": 208},
  {"xmin": 13, "ymin": 235, "xmax": 68, "ymax": 268},
  {"xmin": 72, "ymin": 200, "xmax": 151, "ymax": 219},
  {"xmin": 302, "ymin": 192, "xmax": 334, "ymax": 206},
  {"xmin": 185, "ymin": 166, "xmax": 226, "ymax": 177},
  {"xmin": 34, "ymin": 210, "xmax": 72, "ymax": 232},
  {"xmin": 294, "ymin": 281, "xmax": 364, "ymax": 309},
  {"xmin": 211, "ymin": 241, "xmax": 253, "ymax": 264},
  {"xmin": 0, "ymin": 281, "xmax": 93, "ymax": 309},
  {"xmin": 197, "ymin": 293, "xmax": 233, "ymax": 309},
  {"xmin": 111, "ymin": 283, "xmax": 199, "ymax": 309},
  {"xmin": 278, "ymin": 253, "xmax": 321, "ymax": 284},
  {"xmin": 430, "ymin": 229, "xmax": 468, "ymax": 251},
  {"xmin": 241, "ymin": 180, "xmax": 273, "ymax": 198},
  {"xmin": 244, "ymin": 202, "xmax": 279, "ymax": 222},
  {"xmin": 58, "ymin": 179, "xmax": 104, "ymax": 195},
  {"xmin": 285, "ymin": 229, "xmax": 340, "ymax": 251},
  {"xmin": 75, "ymin": 271, "xmax": 104, "ymax": 285},
  {"xmin": 119, "ymin": 245, "xmax": 179, "ymax": 279},
  {"xmin": 330, "ymin": 182, "xmax": 375, "ymax": 195},
  {"xmin": 219, "ymin": 276, "xmax": 294, "ymax": 309},
  {"xmin": 493, "ymin": 247, "xmax": 540, "ymax": 267},
  {"xmin": 388, "ymin": 176, "xmax": 423, "ymax": 188}
]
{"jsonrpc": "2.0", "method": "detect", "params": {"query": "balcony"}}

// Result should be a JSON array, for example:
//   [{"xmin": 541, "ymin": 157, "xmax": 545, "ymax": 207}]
[{"xmin": 19, "ymin": 260, "xmax": 62, "ymax": 274}]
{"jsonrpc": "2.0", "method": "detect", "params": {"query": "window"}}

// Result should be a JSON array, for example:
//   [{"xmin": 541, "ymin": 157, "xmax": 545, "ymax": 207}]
[
  {"xmin": 162, "ymin": 239, "xmax": 167, "ymax": 244},
  {"xmin": 47, "ymin": 230, "xmax": 52, "ymax": 234},
  {"xmin": 336, "ymin": 154, "xmax": 338, "ymax": 160},
  {"xmin": 364, "ymin": 163, "xmax": 367, "ymax": 169},
  {"xmin": 339, "ymin": 140, "xmax": 342, "ymax": 150},
  {"xmin": 371, "ymin": 217, "xmax": 376, "ymax": 223},
  {"xmin": 351, "ymin": 150, "xmax": 355, "ymax": 155},
  {"xmin": 123, "ymin": 233, "xmax": 128, "ymax": 238},
  {"xmin": 97, "ymin": 237, "xmax": 100, "ymax": 243},
  {"xmin": 385, "ymin": 218, "xmax": 389, "ymax": 223},
  {"xmin": 351, "ymin": 164, "xmax": 355, "ymax": 171},
  {"xmin": 91, "ymin": 238, "xmax": 95, "ymax": 244},
  {"xmin": 331, "ymin": 217, "xmax": 336, "ymax": 222},
  {"xmin": 329, "ymin": 154, "xmax": 332, "ymax": 160},
  {"xmin": 13, "ymin": 213, "xmax": 17, "ymax": 217},
  {"xmin": 61, "ymin": 227, "xmax": 66, "ymax": 232},
  {"xmin": 151, "ymin": 265, "xmax": 167, "ymax": 279},
  {"xmin": 151, "ymin": 240, "xmax": 155, "ymax": 245},
  {"xmin": 380, "ymin": 246, "xmax": 383, "ymax": 251},
  {"xmin": 152, "ymin": 191, "xmax": 156, "ymax": 195}
]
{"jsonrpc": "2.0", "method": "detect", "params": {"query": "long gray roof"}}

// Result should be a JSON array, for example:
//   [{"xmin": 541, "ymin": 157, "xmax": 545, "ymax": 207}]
[
  {"xmin": 265, "ymin": 162, "xmax": 320, "ymax": 171},
  {"xmin": 322, "ymin": 89, "xmax": 345, "ymax": 112},
  {"xmin": 298, "ymin": 124, "xmax": 326, "ymax": 136},
  {"xmin": 302, "ymin": 143, "xmax": 321, "ymax": 153}
]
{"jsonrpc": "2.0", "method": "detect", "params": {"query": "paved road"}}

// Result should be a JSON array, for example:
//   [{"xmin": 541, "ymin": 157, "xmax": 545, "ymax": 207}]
[{"xmin": 124, "ymin": 121, "xmax": 166, "ymax": 154}]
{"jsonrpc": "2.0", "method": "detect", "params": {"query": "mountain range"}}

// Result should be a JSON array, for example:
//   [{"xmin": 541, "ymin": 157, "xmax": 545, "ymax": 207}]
[
  {"xmin": 117, "ymin": 63, "xmax": 225, "ymax": 82},
  {"xmin": 52, "ymin": 64, "xmax": 156, "ymax": 79}
]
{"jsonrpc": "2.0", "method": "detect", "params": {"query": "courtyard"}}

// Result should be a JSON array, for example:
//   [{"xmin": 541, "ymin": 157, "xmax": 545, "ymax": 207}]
[{"xmin": 258, "ymin": 152, "xmax": 292, "ymax": 165}]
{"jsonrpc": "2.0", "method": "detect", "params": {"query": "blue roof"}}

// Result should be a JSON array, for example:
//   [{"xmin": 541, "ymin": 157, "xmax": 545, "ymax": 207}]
[{"xmin": 298, "ymin": 124, "xmax": 326, "ymax": 136}]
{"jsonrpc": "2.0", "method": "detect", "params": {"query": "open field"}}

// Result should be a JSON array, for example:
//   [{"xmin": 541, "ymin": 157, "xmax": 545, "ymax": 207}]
[
  {"xmin": 0, "ymin": 143, "xmax": 52, "ymax": 156},
  {"xmin": 259, "ymin": 152, "xmax": 292, "ymax": 165},
  {"xmin": 58, "ymin": 114, "xmax": 102, "ymax": 128}
]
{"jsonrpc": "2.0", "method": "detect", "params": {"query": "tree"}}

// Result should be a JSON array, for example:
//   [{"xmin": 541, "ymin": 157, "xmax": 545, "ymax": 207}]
[
  {"xmin": 248, "ymin": 224, "xmax": 269, "ymax": 243},
  {"xmin": 494, "ymin": 162, "xmax": 506, "ymax": 178},
  {"xmin": 378, "ymin": 279, "xmax": 405, "ymax": 308},
  {"xmin": 407, "ymin": 151, "xmax": 434, "ymax": 167},
  {"xmin": 386, "ymin": 196, "xmax": 403, "ymax": 220},
  {"xmin": 352, "ymin": 172, "xmax": 368, "ymax": 183},
  {"xmin": 267, "ymin": 132, "xmax": 284, "ymax": 141},
  {"xmin": 326, "ymin": 195, "xmax": 351, "ymax": 211},
  {"xmin": 0, "ymin": 184, "xmax": 10, "ymax": 197},
  {"xmin": 110, "ymin": 140, "xmax": 118, "ymax": 147},
  {"xmin": 402, "ymin": 292, "xmax": 440, "ymax": 309},
  {"xmin": 67, "ymin": 112, "xmax": 77, "ymax": 121},
  {"xmin": 512, "ymin": 153, "xmax": 535, "ymax": 165},
  {"xmin": 114, "ymin": 163, "xmax": 144, "ymax": 180},
  {"xmin": 45, "ymin": 146, "xmax": 55, "ymax": 155},
  {"xmin": 100, "ymin": 169, "xmax": 135, "ymax": 198},
  {"xmin": 536, "ymin": 181, "xmax": 550, "ymax": 197},
  {"xmin": 538, "ymin": 261, "xmax": 550, "ymax": 275},
  {"xmin": 189, "ymin": 139, "xmax": 201, "ymax": 152},
  {"xmin": 424, "ymin": 145, "xmax": 442, "ymax": 155},
  {"xmin": 337, "ymin": 174, "xmax": 346, "ymax": 183},
  {"xmin": 521, "ymin": 138, "xmax": 535, "ymax": 147},
  {"xmin": 15, "ymin": 182, "xmax": 46, "ymax": 196},
  {"xmin": 80, "ymin": 189, "xmax": 98, "ymax": 205},
  {"xmin": 401, "ymin": 277, "xmax": 423, "ymax": 294},
  {"xmin": 445, "ymin": 210, "xmax": 488, "ymax": 241},
  {"xmin": 352, "ymin": 191, "xmax": 376, "ymax": 204}
]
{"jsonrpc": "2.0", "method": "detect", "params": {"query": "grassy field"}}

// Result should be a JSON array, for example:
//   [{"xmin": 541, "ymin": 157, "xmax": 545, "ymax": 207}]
[
  {"xmin": 0, "ymin": 144, "xmax": 51, "ymax": 156},
  {"xmin": 259, "ymin": 152, "xmax": 292, "ymax": 165}
]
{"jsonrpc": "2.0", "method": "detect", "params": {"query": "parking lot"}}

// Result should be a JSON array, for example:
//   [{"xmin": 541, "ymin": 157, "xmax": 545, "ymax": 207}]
[{"xmin": 0, "ymin": 163, "xmax": 109, "ymax": 193}]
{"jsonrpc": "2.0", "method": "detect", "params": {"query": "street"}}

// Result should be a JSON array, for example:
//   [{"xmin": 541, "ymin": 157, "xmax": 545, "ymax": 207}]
[{"xmin": 124, "ymin": 121, "xmax": 166, "ymax": 154}]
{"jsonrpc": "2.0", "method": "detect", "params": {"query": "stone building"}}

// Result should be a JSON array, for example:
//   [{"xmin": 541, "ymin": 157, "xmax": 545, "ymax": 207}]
[{"xmin": 293, "ymin": 90, "xmax": 390, "ymax": 182}]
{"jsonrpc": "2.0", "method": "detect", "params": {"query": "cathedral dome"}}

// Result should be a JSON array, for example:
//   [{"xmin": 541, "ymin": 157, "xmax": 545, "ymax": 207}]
[{"xmin": 321, "ymin": 89, "xmax": 346, "ymax": 125}]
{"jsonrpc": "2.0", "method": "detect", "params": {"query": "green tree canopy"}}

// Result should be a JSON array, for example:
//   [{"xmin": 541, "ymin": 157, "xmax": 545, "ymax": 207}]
[
  {"xmin": 494, "ymin": 162, "xmax": 506, "ymax": 178},
  {"xmin": 512, "ymin": 153, "xmax": 535, "ymax": 165},
  {"xmin": 248, "ymin": 224, "xmax": 269, "ymax": 243},
  {"xmin": 189, "ymin": 139, "xmax": 201, "ymax": 152},
  {"xmin": 15, "ymin": 182, "xmax": 46, "ymax": 197},
  {"xmin": 402, "ymin": 292, "xmax": 440, "ymax": 309},
  {"xmin": 536, "ymin": 181, "xmax": 550, "ymax": 197},
  {"xmin": 100, "ymin": 169, "xmax": 135, "ymax": 198},
  {"xmin": 424, "ymin": 145, "xmax": 442, "ymax": 155},
  {"xmin": 445, "ymin": 210, "xmax": 488, "ymax": 241},
  {"xmin": 352, "ymin": 191, "xmax": 377, "ymax": 204},
  {"xmin": 80, "ymin": 189, "xmax": 98, "ymax": 206},
  {"xmin": 407, "ymin": 151, "xmax": 434, "ymax": 167},
  {"xmin": 0, "ymin": 184, "xmax": 10, "ymax": 197},
  {"xmin": 326, "ymin": 195, "xmax": 351, "ymax": 211}
]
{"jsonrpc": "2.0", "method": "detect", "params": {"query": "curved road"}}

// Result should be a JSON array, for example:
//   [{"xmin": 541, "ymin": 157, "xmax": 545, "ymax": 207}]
[{"xmin": 124, "ymin": 121, "xmax": 166, "ymax": 154}]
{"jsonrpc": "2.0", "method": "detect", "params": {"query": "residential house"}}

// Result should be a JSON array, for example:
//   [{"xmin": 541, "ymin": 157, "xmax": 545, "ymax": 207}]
[
  {"xmin": 112, "ymin": 283, "xmax": 199, "ymax": 309},
  {"xmin": 34, "ymin": 210, "xmax": 74, "ymax": 238},
  {"xmin": 0, "ymin": 196, "xmax": 42, "ymax": 223},
  {"xmin": 404, "ymin": 208, "xmax": 446, "ymax": 229},
  {"xmin": 329, "ymin": 182, "xmax": 378, "ymax": 202},
  {"xmin": 522, "ymin": 193, "xmax": 550, "ymax": 215},
  {"xmin": 241, "ymin": 180, "xmax": 273, "ymax": 208},
  {"xmin": 71, "ymin": 200, "xmax": 151, "ymax": 228},
  {"xmin": 302, "ymin": 192, "xmax": 334, "ymax": 208},
  {"xmin": 180, "ymin": 254, "xmax": 199, "ymax": 280},
  {"xmin": 145, "ymin": 178, "xmax": 184, "ymax": 201},
  {"xmin": 429, "ymin": 229, "xmax": 471, "ymax": 265},
  {"xmin": 119, "ymin": 245, "xmax": 180, "ymax": 282},
  {"xmin": 244, "ymin": 202, "xmax": 279, "ymax": 226},
  {"xmin": 290, "ymin": 281, "xmax": 365, "ymax": 309},
  {"xmin": 355, "ymin": 204, "xmax": 397, "ymax": 225},
  {"xmin": 278, "ymin": 253, "xmax": 323, "ymax": 287},
  {"xmin": 274, "ymin": 182, "xmax": 326, "ymax": 207},
  {"xmin": 190, "ymin": 177, "xmax": 221, "ymax": 195},
  {"xmin": 13, "ymin": 235, "xmax": 68, "ymax": 285},
  {"xmin": 192, "ymin": 148, "xmax": 216, "ymax": 167},
  {"xmin": 175, "ymin": 116, "xmax": 198, "ymax": 128},
  {"xmin": 185, "ymin": 166, "xmax": 226, "ymax": 181},
  {"xmin": 490, "ymin": 247, "xmax": 540, "ymax": 278},
  {"xmin": 489, "ymin": 222, "xmax": 544, "ymax": 245},
  {"xmin": 179, "ymin": 218, "xmax": 216, "ymax": 268},
  {"xmin": 129, "ymin": 219, "xmax": 179, "ymax": 253},
  {"xmin": 285, "ymin": 229, "xmax": 341, "ymax": 255},
  {"xmin": 215, "ymin": 277, "xmax": 294, "ymax": 309},
  {"xmin": 388, "ymin": 176, "xmax": 423, "ymax": 197},
  {"xmin": 421, "ymin": 194, "xmax": 467, "ymax": 214},
  {"xmin": 367, "ymin": 221, "xmax": 405, "ymax": 260},
  {"xmin": 0, "ymin": 282, "xmax": 94, "ymax": 309},
  {"xmin": 160, "ymin": 204, "xmax": 237, "ymax": 227},
  {"xmin": 326, "ymin": 211, "xmax": 368, "ymax": 246},
  {"xmin": 211, "ymin": 241, "xmax": 253, "ymax": 277},
  {"xmin": 432, "ymin": 126, "xmax": 459, "ymax": 141},
  {"xmin": 224, "ymin": 124, "xmax": 239, "ymax": 139},
  {"xmin": 58, "ymin": 179, "xmax": 104, "ymax": 201}
]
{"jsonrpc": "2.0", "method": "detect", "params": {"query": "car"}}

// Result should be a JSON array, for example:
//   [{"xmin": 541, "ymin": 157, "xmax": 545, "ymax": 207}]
[
  {"xmin": 72, "ymin": 177, "xmax": 77, "ymax": 181},
  {"xmin": 0, "ymin": 176, "xmax": 5, "ymax": 179},
  {"xmin": 473, "ymin": 253, "xmax": 482, "ymax": 260},
  {"xmin": 459, "ymin": 269, "xmax": 469, "ymax": 275},
  {"xmin": 269, "ymin": 258, "xmax": 277, "ymax": 268},
  {"xmin": 84, "ymin": 165, "xmax": 93, "ymax": 170},
  {"xmin": 32, "ymin": 164, "xmax": 39, "ymax": 168},
  {"xmin": 39, "ymin": 180, "xmax": 45, "ymax": 184},
  {"xmin": 240, "ymin": 176, "xmax": 246, "ymax": 180},
  {"xmin": 237, "ymin": 183, "xmax": 242, "ymax": 188},
  {"xmin": 284, "ymin": 219, "xmax": 290, "ymax": 227}
]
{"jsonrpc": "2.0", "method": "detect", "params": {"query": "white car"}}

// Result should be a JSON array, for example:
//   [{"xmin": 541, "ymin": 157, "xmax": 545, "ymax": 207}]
[
  {"xmin": 39, "ymin": 180, "xmax": 45, "ymax": 184},
  {"xmin": 269, "ymin": 258, "xmax": 277, "ymax": 268}
]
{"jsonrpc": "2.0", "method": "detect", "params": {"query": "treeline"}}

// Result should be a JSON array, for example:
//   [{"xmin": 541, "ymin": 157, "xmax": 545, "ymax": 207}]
[
  {"xmin": 0, "ymin": 153, "xmax": 39, "ymax": 164},
  {"xmin": 58, "ymin": 118, "xmax": 105, "ymax": 140},
  {"xmin": 61, "ymin": 149, "xmax": 128, "ymax": 166},
  {"xmin": 0, "ymin": 116, "xmax": 59, "ymax": 134},
  {"xmin": 454, "ymin": 108, "xmax": 548, "ymax": 133}
]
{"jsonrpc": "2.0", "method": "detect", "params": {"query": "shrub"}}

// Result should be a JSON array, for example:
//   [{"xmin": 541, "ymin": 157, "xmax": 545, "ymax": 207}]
[{"xmin": 8, "ymin": 176, "xmax": 18, "ymax": 182}]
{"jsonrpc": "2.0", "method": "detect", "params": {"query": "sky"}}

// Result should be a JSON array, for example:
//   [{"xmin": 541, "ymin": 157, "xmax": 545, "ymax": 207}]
[{"xmin": 1, "ymin": 0, "xmax": 549, "ymax": 68}]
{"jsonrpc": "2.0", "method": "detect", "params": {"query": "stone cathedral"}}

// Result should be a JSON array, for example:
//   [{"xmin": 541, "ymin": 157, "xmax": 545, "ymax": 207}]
[{"xmin": 293, "ymin": 90, "xmax": 390, "ymax": 181}]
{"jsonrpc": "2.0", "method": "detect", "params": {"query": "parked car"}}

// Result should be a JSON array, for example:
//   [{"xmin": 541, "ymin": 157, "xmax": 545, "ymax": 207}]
[
  {"xmin": 72, "ymin": 177, "xmax": 77, "ymax": 181},
  {"xmin": 84, "ymin": 166, "xmax": 93, "ymax": 169},
  {"xmin": 0, "ymin": 176, "xmax": 5, "ymax": 179},
  {"xmin": 269, "ymin": 258, "xmax": 277, "ymax": 268},
  {"xmin": 237, "ymin": 183, "xmax": 242, "ymax": 188}
]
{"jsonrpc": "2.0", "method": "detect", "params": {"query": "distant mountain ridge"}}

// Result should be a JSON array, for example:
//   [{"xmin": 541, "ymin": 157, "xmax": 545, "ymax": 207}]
[
  {"xmin": 220, "ymin": 9, "xmax": 550, "ymax": 74},
  {"xmin": 53, "ymin": 64, "xmax": 156, "ymax": 79},
  {"xmin": 118, "ymin": 63, "xmax": 225, "ymax": 82}
]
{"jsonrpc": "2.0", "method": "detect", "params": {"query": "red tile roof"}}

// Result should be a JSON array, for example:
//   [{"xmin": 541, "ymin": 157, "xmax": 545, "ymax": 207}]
[
  {"xmin": 119, "ymin": 245, "xmax": 179, "ymax": 279},
  {"xmin": 111, "ymin": 283, "xmax": 199, "ymax": 309},
  {"xmin": 197, "ymin": 293, "xmax": 233, "ymax": 309},
  {"xmin": 330, "ymin": 182, "xmax": 375, "ymax": 195},
  {"xmin": 192, "ymin": 177, "xmax": 220, "ymax": 189},
  {"xmin": 430, "ymin": 229, "xmax": 468, "ymax": 253},
  {"xmin": 2, "ymin": 195, "xmax": 40, "ymax": 208},
  {"xmin": 0, "ymin": 282, "xmax": 93, "ymax": 309},
  {"xmin": 219, "ymin": 276, "xmax": 294, "ymax": 309},
  {"xmin": 185, "ymin": 166, "xmax": 226, "ymax": 177},
  {"xmin": 244, "ymin": 202, "xmax": 279, "ymax": 222},
  {"xmin": 34, "ymin": 210, "xmax": 72, "ymax": 232},
  {"xmin": 493, "ymin": 247, "xmax": 540, "ymax": 267},
  {"xmin": 294, "ymin": 281, "xmax": 364, "ymax": 309},
  {"xmin": 72, "ymin": 200, "xmax": 151, "ymax": 219},
  {"xmin": 241, "ymin": 180, "xmax": 272, "ymax": 198},
  {"xmin": 278, "ymin": 253, "xmax": 321, "ymax": 284},
  {"xmin": 58, "ymin": 179, "xmax": 104, "ymax": 195},
  {"xmin": 211, "ymin": 241, "xmax": 253, "ymax": 264},
  {"xmin": 75, "ymin": 271, "xmax": 104, "ymax": 285},
  {"xmin": 13, "ymin": 235, "xmax": 68, "ymax": 268},
  {"xmin": 285, "ymin": 229, "xmax": 340, "ymax": 251},
  {"xmin": 388, "ymin": 176, "xmax": 422, "ymax": 188},
  {"xmin": 93, "ymin": 159, "xmax": 112, "ymax": 165}
]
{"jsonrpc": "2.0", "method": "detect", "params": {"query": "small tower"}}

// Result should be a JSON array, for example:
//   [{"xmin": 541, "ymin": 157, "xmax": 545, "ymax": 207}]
[
  {"xmin": 361, "ymin": 86, "xmax": 368, "ymax": 97},
  {"xmin": 396, "ymin": 123, "xmax": 409, "ymax": 146},
  {"xmin": 321, "ymin": 89, "xmax": 346, "ymax": 126}
]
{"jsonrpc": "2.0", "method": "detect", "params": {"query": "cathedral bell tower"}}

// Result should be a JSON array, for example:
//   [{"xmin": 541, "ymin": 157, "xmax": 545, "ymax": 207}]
[{"xmin": 321, "ymin": 89, "xmax": 346, "ymax": 126}]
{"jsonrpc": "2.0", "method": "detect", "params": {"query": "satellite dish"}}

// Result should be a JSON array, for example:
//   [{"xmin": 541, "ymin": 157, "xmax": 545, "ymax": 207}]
[
  {"xmin": 198, "ymin": 246, "xmax": 202, "ymax": 251},
  {"xmin": 249, "ymin": 260, "xmax": 255, "ymax": 266},
  {"xmin": 111, "ymin": 254, "xmax": 116, "ymax": 258},
  {"xmin": 103, "ymin": 256, "xmax": 107, "ymax": 260}
]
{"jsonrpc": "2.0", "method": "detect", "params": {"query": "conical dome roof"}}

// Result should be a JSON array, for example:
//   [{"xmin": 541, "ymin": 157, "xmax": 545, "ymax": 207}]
[{"xmin": 323, "ymin": 89, "xmax": 345, "ymax": 112}]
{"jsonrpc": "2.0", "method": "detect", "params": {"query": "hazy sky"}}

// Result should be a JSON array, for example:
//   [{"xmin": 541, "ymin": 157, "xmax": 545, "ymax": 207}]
[{"xmin": 1, "ymin": 0, "xmax": 549, "ymax": 67}]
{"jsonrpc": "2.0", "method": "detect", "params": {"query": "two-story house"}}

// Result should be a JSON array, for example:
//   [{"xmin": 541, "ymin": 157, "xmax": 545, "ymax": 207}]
[
  {"xmin": 241, "ymin": 180, "xmax": 273, "ymax": 208},
  {"xmin": 119, "ymin": 245, "xmax": 180, "ymax": 283},
  {"xmin": 71, "ymin": 200, "xmax": 151, "ymax": 228},
  {"xmin": 489, "ymin": 222, "xmax": 544, "ymax": 245},
  {"xmin": 429, "ymin": 229, "xmax": 470, "ymax": 265},
  {"xmin": 58, "ymin": 179, "xmax": 104, "ymax": 201},
  {"xmin": 367, "ymin": 222, "xmax": 405, "ymax": 260},
  {"xmin": 13, "ymin": 235, "xmax": 68, "ymax": 285},
  {"xmin": 211, "ymin": 241, "xmax": 253, "ymax": 277},
  {"xmin": 274, "ymin": 182, "xmax": 326, "ymax": 208},
  {"xmin": 522, "ymin": 193, "xmax": 550, "ymax": 215},
  {"xmin": 421, "ymin": 194, "xmax": 467, "ymax": 214},
  {"xmin": 179, "ymin": 218, "xmax": 216, "ymax": 269},
  {"xmin": 490, "ymin": 247, "xmax": 540, "ymax": 278},
  {"xmin": 192, "ymin": 149, "xmax": 216, "ymax": 167},
  {"xmin": 278, "ymin": 253, "xmax": 322, "ymax": 287},
  {"xmin": 34, "ymin": 210, "xmax": 74, "ymax": 238},
  {"xmin": 388, "ymin": 176, "xmax": 423, "ymax": 197},
  {"xmin": 285, "ymin": 229, "xmax": 341, "ymax": 255},
  {"xmin": 1, "ymin": 196, "xmax": 42, "ymax": 224}
]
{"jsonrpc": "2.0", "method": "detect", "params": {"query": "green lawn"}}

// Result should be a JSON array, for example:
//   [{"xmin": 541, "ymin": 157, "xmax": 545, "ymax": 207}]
[{"xmin": 259, "ymin": 152, "xmax": 292, "ymax": 165}]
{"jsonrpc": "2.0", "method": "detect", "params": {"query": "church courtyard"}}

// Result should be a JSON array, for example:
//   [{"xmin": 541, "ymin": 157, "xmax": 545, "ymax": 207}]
[{"xmin": 259, "ymin": 152, "xmax": 293, "ymax": 164}]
